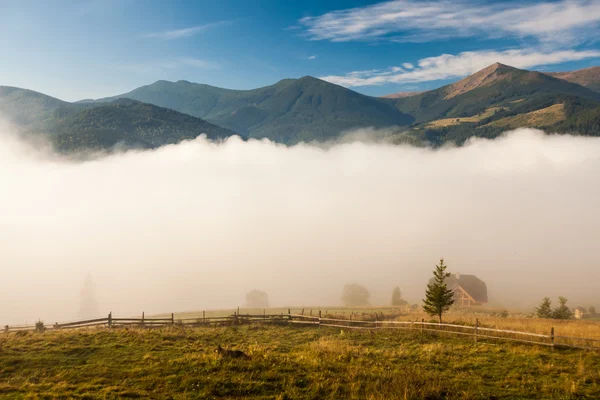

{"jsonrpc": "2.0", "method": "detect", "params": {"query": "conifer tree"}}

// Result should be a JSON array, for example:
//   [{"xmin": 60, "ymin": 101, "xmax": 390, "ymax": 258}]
[
  {"xmin": 422, "ymin": 258, "xmax": 455, "ymax": 323},
  {"xmin": 552, "ymin": 296, "xmax": 573, "ymax": 320},
  {"xmin": 535, "ymin": 297, "xmax": 553, "ymax": 318}
]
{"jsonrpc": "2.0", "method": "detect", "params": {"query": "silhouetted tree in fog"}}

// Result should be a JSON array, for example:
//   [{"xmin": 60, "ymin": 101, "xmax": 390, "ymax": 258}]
[
  {"xmin": 246, "ymin": 290, "xmax": 270, "ymax": 308},
  {"xmin": 391, "ymin": 287, "xmax": 407, "ymax": 306},
  {"xmin": 78, "ymin": 274, "xmax": 99, "ymax": 319},
  {"xmin": 341, "ymin": 283, "xmax": 370, "ymax": 307}
]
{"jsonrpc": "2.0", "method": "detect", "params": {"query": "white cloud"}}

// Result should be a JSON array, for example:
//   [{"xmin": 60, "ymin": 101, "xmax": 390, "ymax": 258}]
[
  {"xmin": 402, "ymin": 63, "xmax": 414, "ymax": 69},
  {"xmin": 144, "ymin": 21, "xmax": 229, "ymax": 40},
  {"xmin": 114, "ymin": 58, "xmax": 219, "ymax": 74},
  {"xmin": 308, "ymin": 55, "xmax": 318, "ymax": 60},
  {"xmin": 299, "ymin": 0, "xmax": 600, "ymax": 44},
  {"xmin": 320, "ymin": 48, "xmax": 600, "ymax": 87}
]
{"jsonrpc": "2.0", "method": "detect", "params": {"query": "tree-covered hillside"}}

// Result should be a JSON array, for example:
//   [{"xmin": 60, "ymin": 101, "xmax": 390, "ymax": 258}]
[
  {"xmin": 0, "ymin": 88, "xmax": 238, "ymax": 152},
  {"xmin": 52, "ymin": 99, "xmax": 238, "ymax": 152},
  {"xmin": 93, "ymin": 76, "xmax": 414, "ymax": 143}
]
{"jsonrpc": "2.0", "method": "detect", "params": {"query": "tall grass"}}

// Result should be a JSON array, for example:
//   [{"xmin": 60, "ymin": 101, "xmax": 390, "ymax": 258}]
[{"xmin": 0, "ymin": 325, "xmax": 599, "ymax": 399}]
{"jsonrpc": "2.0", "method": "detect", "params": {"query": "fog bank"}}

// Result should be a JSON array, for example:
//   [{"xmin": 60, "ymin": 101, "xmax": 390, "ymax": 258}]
[{"xmin": 1, "ymin": 124, "xmax": 599, "ymax": 324}]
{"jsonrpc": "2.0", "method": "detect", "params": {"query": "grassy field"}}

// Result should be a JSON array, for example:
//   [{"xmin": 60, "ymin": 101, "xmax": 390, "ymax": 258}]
[
  {"xmin": 1, "ymin": 324, "xmax": 599, "ymax": 399},
  {"xmin": 423, "ymin": 107, "xmax": 505, "ymax": 128},
  {"xmin": 166, "ymin": 307, "xmax": 600, "ymax": 340}
]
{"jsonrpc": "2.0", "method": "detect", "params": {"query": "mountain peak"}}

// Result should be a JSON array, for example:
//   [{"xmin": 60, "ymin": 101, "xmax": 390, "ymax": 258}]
[{"xmin": 443, "ymin": 63, "xmax": 519, "ymax": 99}]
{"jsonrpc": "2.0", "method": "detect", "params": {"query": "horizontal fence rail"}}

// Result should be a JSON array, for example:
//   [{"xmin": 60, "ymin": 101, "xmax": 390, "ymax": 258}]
[{"xmin": 4, "ymin": 311, "xmax": 599, "ymax": 351}]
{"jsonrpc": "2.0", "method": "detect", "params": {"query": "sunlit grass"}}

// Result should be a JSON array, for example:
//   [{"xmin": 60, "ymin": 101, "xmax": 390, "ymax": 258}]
[{"xmin": 1, "ymin": 324, "xmax": 599, "ymax": 399}]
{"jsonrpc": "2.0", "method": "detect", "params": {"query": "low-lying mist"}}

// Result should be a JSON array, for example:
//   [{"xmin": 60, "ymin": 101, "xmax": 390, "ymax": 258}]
[{"xmin": 1, "ymin": 123, "xmax": 599, "ymax": 324}]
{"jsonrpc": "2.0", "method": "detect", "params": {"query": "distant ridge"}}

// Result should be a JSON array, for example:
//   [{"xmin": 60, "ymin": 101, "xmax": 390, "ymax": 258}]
[
  {"xmin": 380, "ymin": 91, "xmax": 424, "ymax": 99},
  {"xmin": 546, "ymin": 66, "xmax": 600, "ymax": 92},
  {"xmin": 0, "ymin": 87, "xmax": 238, "ymax": 152},
  {"xmin": 2, "ymin": 62, "xmax": 599, "ymax": 151},
  {"xmin": 91, "ymin": 76, "xmax": 414, "ymax": 144}
]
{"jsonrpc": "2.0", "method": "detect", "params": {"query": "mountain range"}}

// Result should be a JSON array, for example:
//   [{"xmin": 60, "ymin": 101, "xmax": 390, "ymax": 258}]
[
  {"xmin": 0, "ymin": 87, "xmax": 236, "ymax": 152},
  {"xmin": 1, "ymin": 63, "xmax": 598, "ymax": 151}
]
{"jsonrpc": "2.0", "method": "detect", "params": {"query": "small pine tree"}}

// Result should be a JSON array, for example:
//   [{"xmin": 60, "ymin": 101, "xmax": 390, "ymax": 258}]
[
  {"xmin": 35, "ymin": 320, "xmax": 46, "ymax": 333},
  {"xmin": 589, "ymin": 306, "xmax": 596, "ymax": 315},
  {"xmin": 422, "ymin": 258, "xmax": 455, "ymax": 323},
  {"xmin": 391, "ymin": 287, "xmax": 406, "ymax": 306},
  {"xmin": 536, "ymin": 297, "xmax": 553, "ymax": 318},
  {"xmin": 552, "ymin": 296, "xmax": 574, "ymax": 320}
]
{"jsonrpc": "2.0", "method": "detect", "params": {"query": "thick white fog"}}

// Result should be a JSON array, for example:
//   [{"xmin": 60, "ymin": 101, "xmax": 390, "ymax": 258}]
[{"xmin": 1, "ymin": 122, "xmax": 599, "ymax": 324}]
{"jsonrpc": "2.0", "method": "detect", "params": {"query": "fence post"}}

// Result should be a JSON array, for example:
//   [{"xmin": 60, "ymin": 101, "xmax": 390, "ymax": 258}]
[
  {"xmin": 421, "ymin": 318, "xmax": 424, "ymax": 333},
  {"xmin": 319, "ymin": 310, "xmax": 322, "ymax": 328},
  {"xmin": 203, "ymin": 311, "xmax": 206, "ymax": 325},
  {"xmin": 108, "ymin": 312, "xmax": 112, "ymax": 329},
  {"xmin": 301, "ymin": 309, "xmax": 304, "ymax": 316},
  {"xmin": 142, "ymin": 312, "xmax": 145, "ymax": 326},
  {"xmin": 375, "ymin": 313, "xmax": 378, "ymax": 331},
  {"xmin": 550, "ymin": 327, "xmax": 555, "ymax": 349},
  {"xmin": 474, "ymin": 318, "xmax": 479, "ymax": 343},
  {"xmin": 288, "ymin": 308, "xmax": 291, "ymax": 322},
  {"xmin": 171, "ymin": 313, "xmax": 174, "ymax": 325},
  {"xmin": 310, "ymin": 309, "xmax": 312, "ymax": 317}
]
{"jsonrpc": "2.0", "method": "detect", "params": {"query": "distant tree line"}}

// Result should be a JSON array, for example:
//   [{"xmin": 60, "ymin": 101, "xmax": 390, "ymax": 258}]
[{"xmin": 535, "ymin": 297, "xmax": 579, "ymax": 320}]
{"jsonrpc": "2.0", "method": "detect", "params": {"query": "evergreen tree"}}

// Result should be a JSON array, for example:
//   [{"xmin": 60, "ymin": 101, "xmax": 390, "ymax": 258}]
[
  {"xmin": 391, "ymin": 287, "xmax": 406, "ymax": 306},
  {"xmin": 422, "ymin": 258, "xmax": 455, "ymax": 323},
  {"xmin": 552, "ymin": 296, "xmax": 574, "ymax": 320},
  {"xmin": 589, "ymin": 306, "xmax": 596, "ymax": 316},
  {"xmin": 535, "ymin": 297, "xmax": 553, "ymax": 318}
]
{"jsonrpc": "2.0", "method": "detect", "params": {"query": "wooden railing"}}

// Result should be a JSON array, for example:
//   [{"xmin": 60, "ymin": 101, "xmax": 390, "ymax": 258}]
[{"xmin": 4, "ymin": 311, "xmax": 599, "ymax": 351}]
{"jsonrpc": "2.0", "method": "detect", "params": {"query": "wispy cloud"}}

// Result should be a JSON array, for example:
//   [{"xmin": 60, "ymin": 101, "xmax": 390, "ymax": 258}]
[
  {"xmin": 144, "ymin": 21, "xmax": 229, "ymax": 40},
  {"xmin": 320, "ymin": 48, "xmax": 600, "ymax": 87},
  {"xmin": 113, "ymin": 58, "xmax": 219, "ymax": 74},
  {"xmin": 299, "ymin": 0, "xmax": 600, "ymax": 45},
  {"xmin": 308, "ymin": 55, "xmax": 318, "ymax": 60}
]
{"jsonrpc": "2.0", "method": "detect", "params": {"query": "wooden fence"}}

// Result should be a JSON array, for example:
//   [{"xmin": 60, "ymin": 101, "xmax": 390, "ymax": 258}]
[{"xmin": 4, "ymin": 311, "xmax": 600, "ymax": 351}]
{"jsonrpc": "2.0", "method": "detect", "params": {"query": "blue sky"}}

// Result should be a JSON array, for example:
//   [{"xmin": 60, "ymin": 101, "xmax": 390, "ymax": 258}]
[{"xmin": 1, "ymin": 0, "xmax": 599, "ymax": 101}]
